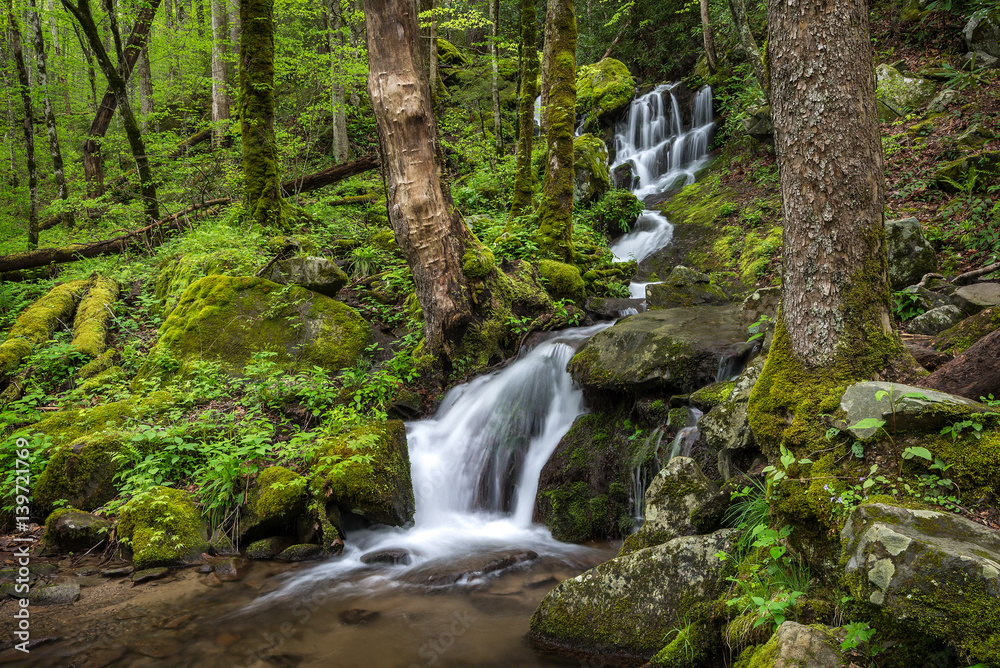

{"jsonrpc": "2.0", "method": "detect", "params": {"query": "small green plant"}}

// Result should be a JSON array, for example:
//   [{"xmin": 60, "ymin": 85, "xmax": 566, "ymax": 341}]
[
  {"xmin": 747, "ymin": 314, "xmax": 770, "ymax": 342},
  {"xmin": 891, "ymin": 290, "xmax": 924, "ymax": 321},
  {"xmin": 840, "ymin": 620, "xmax": 882, "ymax": 661},
  {"xmin": 941, "ymin": 419, "xmax": 983, "ymax": 441}
]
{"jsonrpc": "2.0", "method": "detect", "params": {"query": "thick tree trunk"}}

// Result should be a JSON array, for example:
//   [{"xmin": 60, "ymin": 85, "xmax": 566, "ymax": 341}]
[
  {"xmin": 699, "ymin": 0, "xmax": 717, "ymax": 73},
  {"xmin": 509, "ymin": 0, "xmax": 539, "ymax": 218},
  {"xmin": 328, "ymin": 0, "xmax": 349, "ymax": 163},
  {"xmin": 28, "ymin": 0, "xmax": 68, "ymax": 203},
  {"xmin": 210, "ymin": 0, "xmax": 230, "ymax": 147},
  {"xmin": 363, "ymin": 0, "xmax": 473, "ymax": 358},
  {"xmin": 537, "ymin": 0, "xmax": 575, "ymax": 262},
  {"xmin": 489, "ymin": 0, "xmax": 502, "ymax": 155},
  {"xmin": 240, "ymin": 0, "xmax": 285, "ymax": 228},
  {"xmin": 728, "ymin": 0, "xmax": 767, "ymax": 95},
  {"xmin": 9, "ymin": 10, "xmax": 39, "ymax": 248}
]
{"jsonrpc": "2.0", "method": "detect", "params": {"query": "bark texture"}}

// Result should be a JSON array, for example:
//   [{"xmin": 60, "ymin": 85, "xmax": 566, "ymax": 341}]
[
  {"xmin": 8, "ymin": 9, "xmax": 38, "ymax": 247},
  {"xmin": 489, "ymin": 0, "xmax": 502, "ymax": 154},
  {"xmin": 211, "ymin": 0, "xmax": 230, "ymax": 147},
  {"xmin": 920, "ymin": 329, "xmax": 1000, "ymax": 400},
  {"xmin": 329, "ymin": 0, "xmax": 349, "ymax": 163},
  {"xmin": 768, "ymin": 0, "xmax": 891, "ymax": 366},
  {"xmin": 537, "ymin": 0, "xmax": 575, "ymax": 262},
  {"xmin": 364, "ymin": 0, "xmax": 473, "ymax": 357},
  {"xmin": 699, "ymin": 0, "xmax": 717, "ymax": 72},
  {"xmin": 509, "ymin": 0, "xmax": 538, "ymax": 218}
]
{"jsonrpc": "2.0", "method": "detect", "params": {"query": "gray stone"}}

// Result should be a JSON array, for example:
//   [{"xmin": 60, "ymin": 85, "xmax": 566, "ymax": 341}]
[
  {"xmin": 262, "ymin": 256, "xmax": 349, "ymax": 298},
  {"xmin": 360, "ymin": 548, "xmax": 412, "ymax": 565},
  {"xmin": 841, "ymin": 503, "xmax": 1000, "ymax": 662},
  {"xmin": 964, "ymin": 11, "xmax": 1000, "ymax": 69},
  {"xmin": 954, "ymin": 282, "xmax": 1000, "ymax": 314},
  {"xmin": 527, "ymin": 529, "xmax": 734, "ymax": 661},
  {"xmin": 907, "ymin": 305, "xmax": 965, "ymax": 335},
  {"xmin": 956, "ymin": 123, "xmax": 995, "ymax": 150},
  {"xmin": 886, "ymin": 218, "xmax": 937, "ymax": 290},
  {"xmin": 28, "ymin": 583, "xmax": 81, "ymax": 605},
  {"xmin": 100, "ymin": 566, "xmax": 133, "ymax": 577},
  {"xmin": 839, "ymin": 381, "xmax": 982, "ymax": 438},
  {"xmin": 44, "ymin": 510, "xmax": 112, "ymax": 553},
  {"xmin": 645, "ymin": 266, "xmax": 730, "ymax": 310},
  {"xmin": 773, "ymin": 622, "xmax": 846, "ymax": 668},
  {"xmin": 276, "ymin": 544, "xmax": 323, "ymax": 562},
  {"xmin": 401, "ymin": 550, "xmax": 538, "ymax": 586},
  {"xmin": 927, "ymin": 88, "xmax": 960, "ymax": 113},
  {"xmin": 876, "ymin": 65, "xmax": 937, "ymax": 121},
  {"xmin": 620, "ymin": 458, "xmax": 727, "ymax": 556},
  {"xmin": 742, "ymin": 104, "xmax": 773, "ymax": 144},
  {"xmin": 901, "ymin": 284, "xmax": 953, "ymax": 313},
  {"xmin": 701, "ymin": 357, "xmax": 766, "ymax": 480},
  {"xmin": 131, "ymin": 567, "xmax": 169, "ymax": 584},
  {"xmin": 567, "ymin": 306, "xmax": 749, "ymax": 395}
]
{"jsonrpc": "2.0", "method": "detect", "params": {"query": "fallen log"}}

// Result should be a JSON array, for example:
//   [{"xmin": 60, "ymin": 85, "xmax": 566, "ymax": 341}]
[
  {"xmin": 919, "ymin": 328, "xmax": 1000, "ymax": 401},
  {"xmin": 280, "ymin": 154, "xmax": 380, "ymax": 197}
]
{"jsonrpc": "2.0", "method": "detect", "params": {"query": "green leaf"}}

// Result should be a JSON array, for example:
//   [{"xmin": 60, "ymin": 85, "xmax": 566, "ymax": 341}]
[
  {"xmin": 850, "ymin": 418, "xmax": 886, "ymax": 431},
  {"xmin": 902, "ymin": 446, "xmax": 933, "ymax": 461}
]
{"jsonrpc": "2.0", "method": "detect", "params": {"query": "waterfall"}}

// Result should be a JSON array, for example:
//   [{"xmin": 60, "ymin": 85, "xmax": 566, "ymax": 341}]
[{"xmin": 667, "ymin": 408, "xmax": 704, "ymax": 461}]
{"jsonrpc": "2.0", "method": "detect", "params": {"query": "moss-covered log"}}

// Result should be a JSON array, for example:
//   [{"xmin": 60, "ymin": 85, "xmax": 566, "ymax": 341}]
[
  {"xmin": 536, "ymin": 0, "xmax": 576, "ymax": 262},
  {"xmin": 71, "ymin": 276, "xmax": 119, "ymax": 358},
  {"xmin": 509, "ymin": 0, "xmax": 540, "ymax": 218},
  {"xmin": 0, "ymin": 280, "xmax": 89, "ymax": 379}
]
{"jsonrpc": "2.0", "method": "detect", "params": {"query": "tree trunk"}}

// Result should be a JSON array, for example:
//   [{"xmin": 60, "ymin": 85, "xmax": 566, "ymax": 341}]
[
  {"xmin": 8, "ymin": 9, "xmax": 39, "ymax": 248},
  {"xmin": 489, "ymin": 0, "xmax": 502, "ymax": 155},
  {"xmin": 539, "ymin": 0, "xmax": 553, "ymax": 131},
  {"xmin": 28, "ymin": 0, "xmax": 68, "ymax": 203},
  {"xmin": 63, "ymin": 0, "xmax": 159, "ymax": 221},
  {"xmin": 428, "ymin": 8, "xmax": 438, "ymax": 103},
  {"xmin": 240, "ymin": 0, "xmax": 286, "ymax": 228},
  {"xmin": 328, "ymin": 0, "xmax": 348, "ymax": 163},
  {"xmin": 72, "ymin": 23, "xmax": 98, "ymax": 115},
  {"xmin": 509, "ymin": 0, "xmax": 539, "ymax": 218},
  {"xmin": 47, "ymin": 0, "xmax": 72, "ymax": 114},
  {"xmin": 227, "ymin": 0, "xmax": 239, "ymax": 61},
  {"xmin": 699, "ymin": 0, "xmax": 717, "ymax": 73},
  {"xmin": 363, "ymin": 0, "xmax": 474, "ymax": 360},
  {"xmin": 728, "ymin": 0, "xmax": 766, "ymax": 95},
  {"xmin": 537, "ymin": 0, "xmax": 575, "ymax": 262},
  {"xmin": 210, "ymin": 0, "xmax": 229, "ymax": 147},
  {"xmin": 137, "ymin": 45, "xmax": 154, "ymax": 117}
]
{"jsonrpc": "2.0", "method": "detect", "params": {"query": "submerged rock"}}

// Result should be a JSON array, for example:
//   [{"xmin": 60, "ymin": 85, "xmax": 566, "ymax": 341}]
[
  {"xmin": 842, "ymin": 503, "xmax": 1000, "ymax": 664},
  {"xmin": 261, "ymin": 256, "xmax": 349, "ymax": 298},
  {"xmin": 885, "ymin": 217, "xmax": 937, "ymax": 290},
  {"xmin": 360, "ymin": 548, "xmax": 412, "ymax": 566},
  {"xmin": 400, "ymin": 549, "xmax": 538, "ymax": 586}
]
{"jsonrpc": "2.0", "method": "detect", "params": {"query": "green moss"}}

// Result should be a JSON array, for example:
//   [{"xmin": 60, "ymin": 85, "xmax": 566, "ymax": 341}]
[
  {"xmin": 154, "ymin": 252, "xmax": 256, "ymax": 316},
  {"xmin": 117, "ymin": 486, "xmax": 208, "ymax": 569},
  {"xmin": 575, "ymin": 58, "xmax": 635, "ymax": 131},
  {"xmin": 733, "ymin": 635, "xmax": 778, "ymax": 668},
  {"xmin": 462, "ymin": 247, "xmax": 496, "ymax": 279},
  {"xmin": 649, "ymin": 619, "xmax": 714, "ymax": 668},
  {"xmin": 247, "ymin": 466, "xmax": 307, "ymax": 529},
  {"xmin": 33, "ymin": 432, "xmax": 124, "ymax": 517},
  {"xmin": 933, "ymin": 416, "xmax": 1000, "ymax": 502},
  {"xmin": 43, "ymin": 508, "xmax": 110, "ymax": 551},
  {"xmin": 20, "ymin": 391, "xmax": 174, "ymax": 449},
  {"xmin": 933, "ymin": 307, "xmax": 1000, "ymax": 356},
  {"xmin": 71, "ymin": 276, "xmax": 119, "ymax": 358},
  {"xmin": 0, "ymin": 279, "xmax": 88, "ymax": 377},
  {"xmin": 435, "ymin": 38, "xmax": 468, "ymax": 66},
  {"xmin": 77, "ymin": 350, "xmax": 116, "ymax": 379},
  {"xmin": 689, "ymin": 380, "xmax": 736, "ymax": 410},
  {"xmin": 536, "ymin": 259, "xmax": 586, "ymax": 303},
  {"xmin": 573, "ymin": 133, "xmax": 611, "ymax": 204},
  {"xmin": 738, "ymin": 226, "xmax": 782, "ymax": 284}
]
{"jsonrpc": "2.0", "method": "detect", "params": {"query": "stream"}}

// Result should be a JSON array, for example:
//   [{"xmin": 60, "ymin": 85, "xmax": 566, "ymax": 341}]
[{"xmin": 10, "ymin": 84, "xmax": 714, "ymax": 668}]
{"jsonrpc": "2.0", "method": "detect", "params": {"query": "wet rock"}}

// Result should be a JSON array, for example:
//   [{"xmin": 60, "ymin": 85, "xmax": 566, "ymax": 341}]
[
  {"xmin": 700, "ymin": 357, "xmax": 766, "ymax": 480},
  {"xmin": 875, "ymin": 65, "xmax": 936, "ymax": 121},
  {"xmin": 128, "ymin": 639, "xmax": 181, "ymax": 658},
  {"xmin": 360, "ymin": 548, "xmax": 412, "ymax": 566},
  {"xmin": 840, "ymin": 381, "xmax": 984, "ymax": 438},
  {"xmin": 240, "ymin": 466, "xmax": 308, "ymax": 544},
  {"xmin": 841, "ymin": 503, "xmax": 1000, "ymax": 663},
  {"xmin": 276, "ymin": 544, "xmax": 323, "ymax": 562},
  {"xmin": 620, "ymin": 457, "xmax": 728, "ymax": 556},
  {"xmin": 100, "ymin": 566, "xmax": 133, "ymax": 577},
  {"xmin": 213, "ymin": 556, "xmax": 250, "ymax": 581},
  {"xmin": 261, "ymin": 256, "xmax": 349, "ymax": 298},
  {"xmin": 953, "ymin": 282, "xmax": 1000, "ymax": 314},
  {"xmin": 645, "ymin": 266, "xmax": 730, "ymax": 310},
  {"xmin": 43, "ymin": 509, "xmax": 111, "ymax": 553},
  {"xmin": 246, "ymin": 536, "xmax": 297, "ymax": 560},
  {"xmin": 131, "ymin": 567, "xmax": 169, "ymax": 584},
  {"xmin": 400, "ymin": 550, "xmax": 538, "ymax": 586},
  {"xmin": 567, "ymin": 306, "xmax": 748, "ymax": 395},
  {"xmin": 886, "ymin": 218, "xmax": 937, "ymax": 290},
  {"xmin": 612, "ymin": 163, "xmax": 636, "ymax": 190},
  {"xmin": 907, "ymin": 305, "xmax": 965, "ymax": 335},
  {"xmin": 75, "ymin": 575, "xmax": 105, "ymax": 587},
  {"xmin": 528, "ymin": 529, "xmax": 734, "ymax": 661},
  {"xmin": 584, "ymin": 296, "xmax": 644, "ymax": 319},
  {"xmin": 29, "ymin": 582, "xmax": 81, "ymax": 605},
  {"xmin": 117, "ymin": 486, "xmax": 209, "ymax": 569},
  {"xmin": 964, "ymin": 10, "xmax": 1000, "ymax": 68}
]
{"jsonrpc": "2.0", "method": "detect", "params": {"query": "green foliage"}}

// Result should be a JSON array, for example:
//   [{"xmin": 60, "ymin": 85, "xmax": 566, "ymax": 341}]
[
  {"xmin": 589, "ymin": 189, "xmax": 644, "ymax": 237},
  {"xmin": 892, "ymin": 290, "xmax": 926, "ymax": 321}
]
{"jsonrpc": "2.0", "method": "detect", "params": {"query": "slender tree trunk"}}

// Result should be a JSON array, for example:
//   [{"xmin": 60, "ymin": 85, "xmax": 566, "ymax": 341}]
[
  {"xmin": 539, "ymin": 0, "xmax": 553, "ymax": 131},
  {"xmin": 195, "ymin": 0, "xmax": 206, "ymax": 37},
  {"xmin": 72, "ymin": 22, "xmax": 98, "ymax": 115},
  {"xmin": 28, "ymin": 0, "xmax": 68, "ymax": 203},
  {"xmin": 8, "ymin": 9, "xmax": 38, "ymax": 247},
  {"xmin": 489, "ymin": 0, "xmax": 502, "ymax": 155},
  {"xmin": 210, "ymin": 0, "xmax": 229, "ymax": 147},
  {"xmin": 328, "ymin": 0, "xmax": 348, "ymax": 162},
  {"xmin": 46, "ymin": 0, "xmax": 71, "ymax": 114},
  {"xmin": 63, "ymin": 0, "xmax": 159, "ymax": 221},
  {"xmin": 5, "ymin": 92, "xmax": 18, "ymax": 188},
  {"xmin": 227, "ymin": 0, "xmax": 239, "ymax": 60},
  {"xmin": 138, "ymin": 45, "xmax": 154, "ymax": 117},
  {"xmin": 240, "ymin": 0, "xmax": 286, "ymax": 228},
  {"xmin": 728, "ymin": 0, "xmax": 766, "ymax": 95},
  {"xmin": 537, "ymin": 0, "xmax": 575, "ymax": 262},
  {"xmin": 509, "ymin": 0, "xmax": 538, "ymax": 217},
  {"xmin": 428, "ymin": 8, "xmax": 438, "ymax": 103},
  {"xmin": 699, "ymin": 0, "xmax": 717, "ymax": 73}
]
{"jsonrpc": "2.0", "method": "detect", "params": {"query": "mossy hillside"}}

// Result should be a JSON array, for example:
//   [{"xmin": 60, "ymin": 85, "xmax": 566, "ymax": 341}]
[
  {"xmin": 71, "ymin": 276, "xmax": 119, "ymax": 358},
  {"xmin": 117, "ymin": 486, "xmax": 209, "ymax": 569},
  {"xmin": 0, "ymin": 279, "xmax": 88, "ymax": 378},
  {"xmin": 145, "ymin": 275, "xmax": 370, "ymax": 378},
  {"xmin": 575, "ymin": 58, "xmax": 635, "ymax": 132},
  {"xmin": 311, "ymin": 420, "xmax": 414, "ymax": 527},
  {"xmin": 932, "ymin": 306, "xmax": 1000, "ymax": 356}
]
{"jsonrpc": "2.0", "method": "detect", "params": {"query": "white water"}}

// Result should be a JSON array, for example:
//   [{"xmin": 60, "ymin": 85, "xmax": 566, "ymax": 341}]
[
  {"xmin": 667, "ymin": 408, "xmax": 704, "ymax": 461},
  {"xmin": 610, "ymin": 210, "xmax": 674, "ymax": 263}
]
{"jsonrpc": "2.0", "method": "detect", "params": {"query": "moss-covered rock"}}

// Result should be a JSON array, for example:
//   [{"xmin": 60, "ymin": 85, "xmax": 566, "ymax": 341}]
[
  {"xmin": 260, "ymin": 256, "xmax": 349, "ymax": 298},
  {"xmin": 153, "ymin": 252, "xmax": 256, "ymax": 317},
  {"xmin": 575, "ymin": 58, "xmax": 635, "ymax": 132},
  {"xmin": 932, "ymin": 306, "xmax": 1000, "ymax": 356},
  {"xmin": 71, "ymin": 276, "xmax": 119, "ymax": 358},
  {"xmin": 932, "ymin": 150, "xmax": 1000, "ymax": 192},
  {"xmin": 527, "ymin": 529, "xmax": 734, "ymax": 661},
  {"xmin": 649, "ymin": 618, "xmax": 716, "ymax": 668},
  {"xmin": 885, "ymin": 218, "xmax": 937, "ymax": 291},
  {"xmin": 43, "ymin": 509, "xmax": 111, "ymax": 552},
  {"xmin": 535, "ymin": 259, "xmax": 586, "ymax": 304},
  {"xmin": 839, "ymin": 381, "xmax": 986, "ymax": 439},
  {"xmin": 311, "ymin": 420, "xmax": 414, "ymax": 527},
  {"xmin": 240, "ymin": 466, "xmax": 308, "ymax": 543},
  {"xmin": 646, "ymin": 265, "xmax": 733, "ymax": 310},
  {"xmin": 875, "ymin": 64, "xmax": 936, "ymax": 121},
  {"xmin": 572, "ymin": 134, "xmax": 611, "ymax": 205},
  {"xmin": 143, "ymin": 275, "xmax": 370, "ymax": 379},
  {"xmin": 436, "ymin": 38, "xmax": 469, "ymax": 66},
  {"xmin": 117, "ymin": 487, "xmax": 209, "ymax": 569},
  {"xmin": 33, "ymin": 432, "xmax": 124, "ymax": 518},
  {"xmin": 841, "ymin": 502, "xmax": 1000, "ymax": 666},
  {"xmin": 0, "ymin": 279, "xmax": 88, "ymax": 378}
]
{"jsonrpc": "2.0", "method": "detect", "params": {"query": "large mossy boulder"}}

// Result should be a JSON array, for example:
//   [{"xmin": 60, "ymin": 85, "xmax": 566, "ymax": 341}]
[
  {"xmin": 875, "ymin": 64, "xmax": 936, "ymax": 121},
  {"xmin": 737, "ymin": 623, "xmax": 846, "ymax": 668},
  {"xmin": 567, "ymin": 306, "xmax": 750, "ymax": 395},
  {"xmin": 33, "ymin": 432, "xmax": 124, "ymax": 518},
  {"xmin": 144, "ymin": 276, "xmax": 370, "ymax": 378},
  {"xmin": 839, "ymin": 381, "xmax": 985, "ymax": 439},
  {"xmin": 260, "ymin": 256, "xmax": 349, "ymax": 298},
  {"xmin": 575, "ymin": 58, "xmax": 635, "ymax": 131},
  {"xmin": 153, "ymin": 251, "xmax": 257, "ymax": 317},
  {"xmin": 239, "ymin": 466, "xmax": 308, "ymax": 543},
  {"xmin": 527, "ymin": 529, "xmax": 734, "ymax": 662},
  {"xmin": 43, "ymin": 509, "xmax": 112, "ymax": 552},
  {"xmin": 536, "ymin": 259, "xmax": 586, "ymax": 304},
  {"xmin": 573, "ymin": 134, "xmax": 611, "ymax": 205},
  {"xmin": 117, "ymin": 487, "xmax": 209, "ymax": 569},
  {"xmin": 885, "ymin": 217, "xmax": 937, "ymax": 290},
  {"xmin": 964, "ymin": 9, "xmax": 1000, "ymax": 68},
  {"xmin": 841, "ymin": 502, "xmax": 1000, "ymax": 664},
  {"xmin": 311, "ymin": 420, "xmax": 414, "ymax": 527},
  {"xmin": 645, "ymin": 265, "xmax": 731, "ymax": 310}
]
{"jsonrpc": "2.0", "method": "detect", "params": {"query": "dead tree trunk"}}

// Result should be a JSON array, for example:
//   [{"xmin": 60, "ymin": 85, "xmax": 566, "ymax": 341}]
[{"xmin": 921, "ymin": 329, "xmax": 1000, "ymax": 400}]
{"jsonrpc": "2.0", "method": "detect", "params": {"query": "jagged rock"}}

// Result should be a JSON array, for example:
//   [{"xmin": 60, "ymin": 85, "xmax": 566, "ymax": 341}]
[
  {"xmin": 527, "ymin": 529, "xmax": 734, "ymax": 661},
  {"xmin": 573, "ymin": 134, "xmax": 611, "ymax": 205},
  {"xmin": 620, "ymin": 457, "xmax": 728, "ymax": 556},
  {"xmin": 567, "ymin": 306, "xmax": 750, "ymax": 395},
  {"xmin": 876, "ymin": 65, "xmax": 937, "ymax": 121},
  {"xmin": 239, "ymin": 466, "xmax": 307, "ymax": 544},
  {"xmin": 841, "ymin": 503, "xmax": 1000, "ymax": 664},
  {"xmin": 953, "ymin": 282, "xmax": 1000, "ymax": 314},
  {"xmin": 646, "ymin": 266, "xmax": 731, "ymax": 310},
  {"xmin": 261, "ymin": 256, "xmax": 349, "ymax": 298},
  {"xmin": 907, "ymin": 305, "xmax": 965, "ymax": 335},
  {"xmin": 43, "ymin": 509, "xmax": 111, "ymax": 553},
  {"xmin": 839, "ymin": 381, "xmax": 984, "ymax": 438},
  {"xmin": 886, "ymin": 218, "xmax": 938, "ymax": 290},
  {"xmin": 964, "ymin": 10, "xmax": 1000, "ymax": 68},
  {"xmin": 701, "ymin": 357, "xmax": 766, "ymax": 480},
  {"xmin": 742, "ymin": 104, "xmax": 774, "ymax": 144}
]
